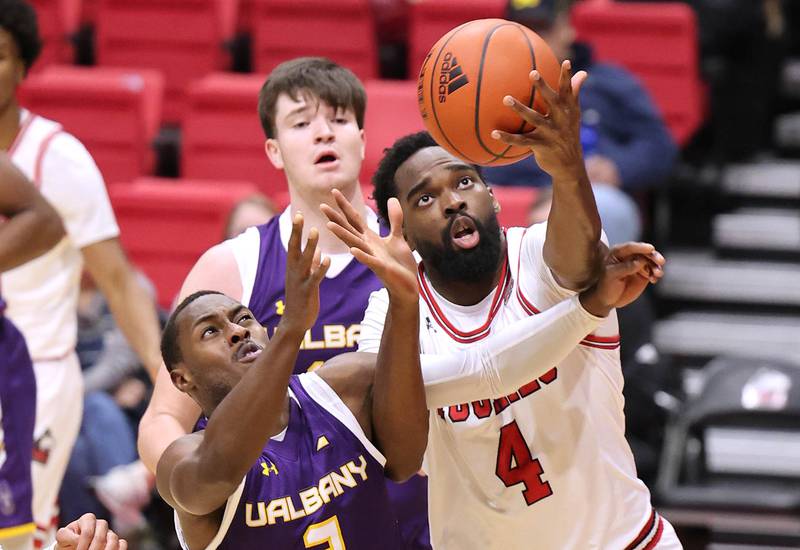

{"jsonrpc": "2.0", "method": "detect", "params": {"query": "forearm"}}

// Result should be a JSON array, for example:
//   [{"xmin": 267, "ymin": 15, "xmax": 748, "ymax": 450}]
[
  {"xmin": 0, "ymin": 206, "xmax": 63, "ymax": 272},
  {"xmin": 197, "ymin": 323, "xmax": 304, "ymax": 491},
  {"xmin": 422, "ymin": 296, "xmax": 603, "ymax": 409},
  {"xmin": 372, "ymin": 299, "xmax": 427, "ymax": 481},
  {"xmin": 102, "ymin": 271, "xmax": 162, "ymax": 380},
  {"xmin": 544, "ymin": 169, "xmax": 604, "ymax": 290}
]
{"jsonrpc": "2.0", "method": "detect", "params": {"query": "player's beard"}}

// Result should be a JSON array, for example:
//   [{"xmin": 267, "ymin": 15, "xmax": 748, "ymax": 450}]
[{"xmin": 417, "ymin": 212, "xmax": 503, "ymax": 284}]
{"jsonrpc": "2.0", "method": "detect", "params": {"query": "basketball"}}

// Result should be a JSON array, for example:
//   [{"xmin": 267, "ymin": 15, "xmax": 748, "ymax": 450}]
[{"xmin": 417, "ymin": 18, "xmax": 561, "ymax": 166}]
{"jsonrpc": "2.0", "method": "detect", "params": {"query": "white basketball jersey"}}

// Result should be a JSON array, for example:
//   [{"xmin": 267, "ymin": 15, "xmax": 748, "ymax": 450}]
[
  {"xmin": 3, "ymin": 109, "xmax": 119, "ymax": 360},
  {"xmin": 360, "ymin": 224, "xmax": 675, "ymax": 550}
]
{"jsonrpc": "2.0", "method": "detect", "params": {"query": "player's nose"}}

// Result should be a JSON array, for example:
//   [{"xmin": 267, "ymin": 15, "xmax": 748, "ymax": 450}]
[
  {"xmin": 443, "ymin": 190, "xmax": 467, "ymax": 216},
  {"xmin": 312, "ymin": 119, "xmax": 335, "ymax": 144},
  {"xmin": 226, "ymin": 321, "xmax": 250, "ymax": 345}
]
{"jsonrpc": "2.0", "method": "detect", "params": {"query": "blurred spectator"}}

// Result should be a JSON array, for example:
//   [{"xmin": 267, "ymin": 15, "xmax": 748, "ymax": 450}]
[
  {"xmin": 223, "ymin": 193, "xmax": 277, "ymax": 239},
  {"xmin": 484, "ymin": 0, "xmax": 677, "ymax": 194}
]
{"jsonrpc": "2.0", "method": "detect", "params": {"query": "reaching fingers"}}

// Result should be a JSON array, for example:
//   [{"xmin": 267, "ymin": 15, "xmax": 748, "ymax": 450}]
[
  {"xmin": 86, "ymin": 518, "xmax": 108, "ymax": 550},
  {"xmin": 351, "ymin": 247, "xmax": 382, "ymax": 272},
  {"xmin": 571, "ymin": 70, "xmax": 589, "ymax": 97},
  {"xmin": 103, "ymin": 530, "xmax": 120, "ymax": 550},
  {"xmin": 557, "ymin": 60, "xmax": 574, "ymax": 100},
  {"xmin": 332, "ymin": 189, "xmax": 366, "ymax": 234},
  {"xmin": 311, "ymin": 255, "xmax": 331, "ymax": 284},
  {"xmin": 56, "ymin": 525, "xmax": 80, "ymax": 548},
  {"xmin": 501, "ymin": 94, "xmax": 549, "ymax": 127},
  {"xmin": 119, "ymin": 540, "xmax": 128, "ymax": 550},
  {"xmin": 529, "ymin": 69, "xmax": 559, "ymax": 115},
  {"xmin": 320, "ymin": 203, "xmax": 357, "ymax": 236},
  {"xmin": 288, "ymin": 213, "xmax": 303, "ymax": 260},
  {"xmin": 387, "ymin": 198, "xmax": 404, "ymax": 238},
  {"xmin": 326, "ymin": 221, "xmax": 371, "ymax": 255},
  {"xmin": 606, "ymin": 256, "xmax": 646, "ymax": 280},
  {"xmin": 491, "ymin": 129, "xmax": 545, "ymax": 147},
  {"xmin": 609, "ymin": 242, "xmax": 655, "ymax": 262},
  {"xmin": 300, "ymin": 227, "xmax": 319, "ymax": 273}
]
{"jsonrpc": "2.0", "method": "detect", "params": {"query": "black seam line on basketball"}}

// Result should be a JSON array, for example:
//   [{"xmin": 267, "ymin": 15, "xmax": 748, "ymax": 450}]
[
  {"xmin": 474, "ymin": 23, "xmax": 522, "ymax": 163},
  {"xmin": 429, "ymin": 22, "xmax": 479, "ymax": 164}
]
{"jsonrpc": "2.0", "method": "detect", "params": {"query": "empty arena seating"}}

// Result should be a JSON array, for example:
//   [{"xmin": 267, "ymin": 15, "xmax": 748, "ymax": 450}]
[
  {"xmin": 251, "ymin": 0, "xmax": 378, "ymax": 81},
  {"xmin": 28, "ymin": 0, "xmax": 82, "ymax": 70},
  {"xmin": 109, "ymin": 178, "xmax": 258, "ymax": 308},
  {"xmin": 571, "ymin": 1, "xmax": 705, "ymax": 146},
  {"xmin": 407, "ymin": 0, "xmax": 505, "ymax": 79},
  {"xmin": 182, "ymin": 72, "xmax": 285, "ymax": 196},
  {"xmin": 361, "ymin": 79, "xmax": 425, "ymax": 184},
  {"xmin": 18, "ymin": 66, "xmax": 164, "ymax": 184},
  {"xmin": 95, "ymin": 0, "xmax": 238, "ymax": 123},
  {"xmin": 489, "ymin": 185, "xmax": 538, "ymax": 228}
]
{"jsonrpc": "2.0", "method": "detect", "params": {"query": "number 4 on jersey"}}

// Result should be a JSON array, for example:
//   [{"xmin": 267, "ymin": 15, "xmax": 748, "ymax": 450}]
[{"xmin": 495, "ymin": 421, "xmax": 553, "ymax": 506}]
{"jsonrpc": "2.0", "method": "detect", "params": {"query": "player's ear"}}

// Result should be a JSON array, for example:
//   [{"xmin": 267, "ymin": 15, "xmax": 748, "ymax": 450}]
[
  {"xmin": 170, "ymin": 365, "xmax": 195, "ymax": 394},
  {"xmin": 487, "ymin": 186, "xmax": 501, "ymax": 214},
  {"xmin": 359, "ymin": 129, "xmax": 366, "ymax": 161},
  {"xmin": 265, "ymin": 139, "xmax": 284, "ymax": 170}
]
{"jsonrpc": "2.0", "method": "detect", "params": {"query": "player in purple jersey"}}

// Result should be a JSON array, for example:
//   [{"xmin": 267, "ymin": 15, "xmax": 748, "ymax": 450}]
[
  {"xmin": 0, "ymin": 156, "xmax": 63, "ymax": 550},
  {"xmin": 156, "ymin": 212, "xmax": 428, "ymax": 549},
  {"xmin": 138, "ymin": 58, "xmax": 431, "ymax": 548}
]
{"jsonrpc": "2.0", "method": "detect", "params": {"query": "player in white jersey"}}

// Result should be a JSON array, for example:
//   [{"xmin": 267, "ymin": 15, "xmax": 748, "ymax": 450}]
[
  {"xmin": 326, "ymin": 60, "xmax": 681, "ymax": 549},
  {"xmin": 0, "ymin": 2, "xmax": 162, "ymax": 545}
]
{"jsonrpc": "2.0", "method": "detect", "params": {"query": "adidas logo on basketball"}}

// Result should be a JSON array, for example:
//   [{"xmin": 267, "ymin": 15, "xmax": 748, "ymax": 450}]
[{"xmin": 438, "ymin": 52, "xmax": 469, "ymax": 103}]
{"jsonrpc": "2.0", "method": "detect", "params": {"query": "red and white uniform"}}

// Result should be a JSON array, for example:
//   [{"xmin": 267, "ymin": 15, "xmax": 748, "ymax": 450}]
[
  {"xmin": 3, "ymin": 109, "xmax": 120, "ymax": 546},
  {"xmin": 359, "ymin": 223, "xmax": 681, "ymax": 550}
]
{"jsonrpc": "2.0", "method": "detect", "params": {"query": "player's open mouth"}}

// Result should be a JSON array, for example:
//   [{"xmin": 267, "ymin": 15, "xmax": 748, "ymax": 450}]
[
  {"xmin": 450, "ymin": 215, "xmax": 480, "ymax": 250},
  {"xmin": 236, "ymin": 341, "xmax": 263, "ymax": 363},
  {"xmin": 314, "ymin": 150, "xmax": 340, "ymax": 167}
]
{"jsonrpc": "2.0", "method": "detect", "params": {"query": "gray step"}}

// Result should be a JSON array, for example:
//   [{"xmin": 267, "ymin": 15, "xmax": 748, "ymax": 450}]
[
  {"xmin": 657, "ymin": 250, "xmax": 800, "ymax": 305},
  {"xmin": 713, "ymin": 208, "xmax": 800, "ymax": 252},
  {"xmin": 775, "ymin": 112, "xmax": 800, "ymax": 149},
  {"xmin": 723, "ymin": 162, "xmax": 800, "ymax": 199},
  {"xmin": 653, "ymin": 312, "xmax": 800, "ymax": 364}
]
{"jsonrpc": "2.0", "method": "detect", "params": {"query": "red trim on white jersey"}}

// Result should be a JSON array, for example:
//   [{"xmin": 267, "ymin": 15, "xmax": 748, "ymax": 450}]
[
  {"xmin": 7, "ymin": 111, "xmax": 35, "ymax": 156},
  {"xmin": 515, "ymin": 228, "xmax": 621, "ymax": 351},
  {"xmin": 33, "ymin": 128, "xmax": 63, "ymax": 188},
  {"xmin": 625, "ymin": 508, "xmax": 664, "ymax": 550},
  {"xmin": 417, "ymin": 254, "xmax": 511, "ymax": 344}
]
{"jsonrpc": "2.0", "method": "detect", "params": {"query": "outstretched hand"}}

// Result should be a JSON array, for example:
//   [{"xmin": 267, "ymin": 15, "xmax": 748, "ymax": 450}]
[
  {"xmin": 283, "ymin": 213, "xmax": 331, "ymax": 333},
  {"xmin": 321, "ymin": 189, "xmax": 419, "ymax": 305},
  {"xmin": 491, "ymin": 60, "xmax": 589, "ymax": 181},
  {"xmin": 55, "ymin": 513, "xmax": 127, "ymax": 550},
  {"xmin": 580, "ymin": 242, "xmax": 665, "ymax": 316}
]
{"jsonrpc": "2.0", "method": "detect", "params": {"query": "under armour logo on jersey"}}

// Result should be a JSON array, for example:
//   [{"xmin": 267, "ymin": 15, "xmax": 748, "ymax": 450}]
[
  {"xmin": 425, "ymin": 316, "xmax": 436, "ymax": 333},
  {"xmin": 316, "ymin": 435, "xmax": 330, "ymax": 451},
  {"xmin": 275, "ymin": 300, "xmax": 285, "ymax": 316},
  {"xmin": 261, "ymin": 460, "xmax": 279, "ymax": 477}
]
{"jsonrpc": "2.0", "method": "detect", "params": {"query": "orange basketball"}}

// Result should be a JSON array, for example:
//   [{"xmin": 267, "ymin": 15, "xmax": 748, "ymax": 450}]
[{"xmin": 417, "ymin": 18, "xmax": 560, "ymax": 166}]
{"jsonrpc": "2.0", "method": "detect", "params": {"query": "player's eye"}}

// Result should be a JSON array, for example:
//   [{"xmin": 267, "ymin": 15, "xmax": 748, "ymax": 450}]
[
  {"xmin": 417, "ymin": 194, "xmax": 433, "ymax": 207},
  {"xmin": 293, "ymin": 120, "xmax": 309, "ymax": 129},
  {"xmin": 237, "ymin": 313, "xmax": 253, "ymax": 324},
  {"xmin": 334, "ymin": 117, "xmax": 349, "ymax": 124},
  {"xmin": 202, "ymin": 326, "xmax": 217, "ymax": 338},
  {"xmin": 457, "ymin": 176, "xmax": 474, "ymax": 188}
]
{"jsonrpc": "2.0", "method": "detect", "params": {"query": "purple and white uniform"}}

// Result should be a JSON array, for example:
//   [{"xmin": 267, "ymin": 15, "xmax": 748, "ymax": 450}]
[
  {"xmin": 177, "ymin": 373, "xmax": 405, "ymax": 549},
  {"xmin": 0, "ymin": 298, "xmax": 37, "ymax": 540},
  {"xmin": 227, "ymin": 209, "xmax": 430, "ymax": 549}
]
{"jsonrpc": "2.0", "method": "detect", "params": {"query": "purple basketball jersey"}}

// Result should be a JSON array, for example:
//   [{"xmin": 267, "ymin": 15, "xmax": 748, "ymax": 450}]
[
  {"xmin": 214, "ymin": 375, "xmax": 404, "ymax": 549},
  {"xmin": 0, "ymin": 314, "xmax": 36, "ymax": 531},
  {"xmin": 247, "ymin": 217, "xmax": 386, "ymax": 374}
]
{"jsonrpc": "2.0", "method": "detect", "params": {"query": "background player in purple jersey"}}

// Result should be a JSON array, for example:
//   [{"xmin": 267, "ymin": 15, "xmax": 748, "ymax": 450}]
[
  {"xmin": 138, "ymin": 57, "xmax": 431, "ymax": 548},
  {"xmin": 0, "ymin": 156, "xmax": 63, "ymax": 550},
  {"xmin": 156, "ymin": 212, "xmax": 428, "ymax": 549}
]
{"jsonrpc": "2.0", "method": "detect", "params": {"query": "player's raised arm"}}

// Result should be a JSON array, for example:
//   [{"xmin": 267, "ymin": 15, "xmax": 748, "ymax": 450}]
[
  {"xmin": 322, "ymin": 190, "xmax": 428, "ymax": 481},
  {"xmin": 493, "ymin": 61, "xmax": 604, "ymax": 291},
  {"xmin": 420, "ymin": 243, "xmax": 664, "ymax": 408},
  {"xmin": 0, "ymin": 155, "xmax": 64, "ymax": 271},
  {"xmin": 156, "ymin": 214, "xmax": 330, "ymax": 516}
]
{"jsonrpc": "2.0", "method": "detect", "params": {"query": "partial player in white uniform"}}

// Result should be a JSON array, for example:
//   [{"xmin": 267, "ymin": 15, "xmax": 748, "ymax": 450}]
[
  {"xmin": 327, "ymin": 59, "xmax": 681, "ymax": 549},
  {"xmin": 0, "ymin": 2, "xmax": 162, "ymax": 545}
]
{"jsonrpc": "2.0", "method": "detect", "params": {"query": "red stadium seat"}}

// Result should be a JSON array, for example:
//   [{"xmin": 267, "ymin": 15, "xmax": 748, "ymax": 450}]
[
  {"xmin": 109, "ymin": 178, "xmax": 258, "ymax": 308},
  {"xmin": 18, "ymin": 66, "xmax": 164, "ymax": 184},
  {"xmin": 95, "ymin": 0, "xmax": 238, "ymax": 123},
  {"xmin": 407, "ymin": 0, "xmax": 505, "ymax": 80},
  {"xmin": 361, "ymin": 79, "xmax": 425, "ymax": 187},
  {"xmin": 28, "ymin": 0, "xmax": 82, "ymax": 71},
  {"xmin": 571, "ymin": 1, "xmax": 705, "ymax": 146},
  {"xmin": 183, "ymin": 72, "xmax": 286, "ymax": 197},
  {"xmin": 251, "ymin": 0, "xmax": 378, "ymax": 81},
  {"xmin": 490, "ymin": 185, "xmax": 538, "ymax": 228}
]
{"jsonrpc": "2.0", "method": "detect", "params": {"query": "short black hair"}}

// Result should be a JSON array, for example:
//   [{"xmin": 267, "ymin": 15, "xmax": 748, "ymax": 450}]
[
  {"xmin": 161, "ymin": 290, "xmax": 224, "ymax": 372},
  {"xmin": 372, "ymin": 131, "xmax": 438, "ymax": 223},
  {"xmin": 257, "ymin": 57, "xmax": 366, "ymax": 139},
  {"xmin": 371, "ymin": 131, "xmax": 485, "ymax": 223},
  {"xmin": 0, "ymin": 0, "xmax": 42, "ymax": 73}
]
